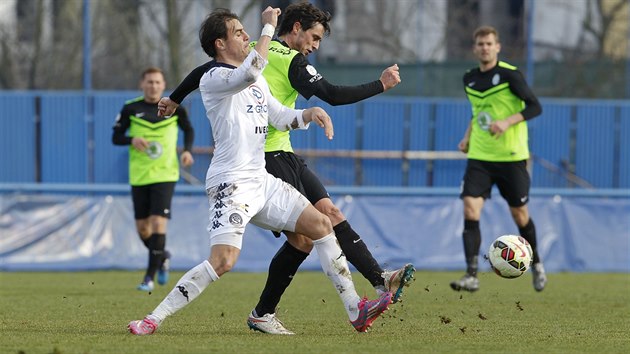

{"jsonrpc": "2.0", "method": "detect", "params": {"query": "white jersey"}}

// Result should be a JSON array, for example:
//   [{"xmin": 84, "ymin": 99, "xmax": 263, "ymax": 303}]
[{"xmin": 199, "ymin": 49, "xmax": 308, "ymax": 188}]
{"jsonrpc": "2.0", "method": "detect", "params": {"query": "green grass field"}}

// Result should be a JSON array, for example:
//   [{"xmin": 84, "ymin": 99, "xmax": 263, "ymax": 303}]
[{"xmin": 1, "ymin": 270, "xmax": 629, "ymax": 354}]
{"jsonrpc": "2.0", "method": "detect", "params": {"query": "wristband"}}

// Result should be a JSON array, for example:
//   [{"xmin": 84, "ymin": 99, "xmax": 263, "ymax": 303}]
[{"xmin": 261, "ymin": 23, "xmax": 275, "ymax": 38}]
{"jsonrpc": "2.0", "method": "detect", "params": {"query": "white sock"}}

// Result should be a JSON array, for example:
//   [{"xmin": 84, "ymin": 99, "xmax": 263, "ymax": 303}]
[
  {"xmin": 312, "ymin": 233, "xmax": 361, "ymax": 321},
  {"xmin": 148, "ymin": 260, "xmax": 219, "ymax": 324}
]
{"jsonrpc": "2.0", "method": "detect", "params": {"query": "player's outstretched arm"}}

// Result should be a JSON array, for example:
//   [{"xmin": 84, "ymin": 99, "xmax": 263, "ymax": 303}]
[{"xmin": 300, "ymin": 62, "xmax": 401, "ymax": 106}]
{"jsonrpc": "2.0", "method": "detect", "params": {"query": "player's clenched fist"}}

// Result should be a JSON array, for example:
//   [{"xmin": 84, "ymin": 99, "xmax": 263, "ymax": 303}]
[
  {"xmin": 380, "ymin": 64, "xmax": 401, "ymax": 91},
  {"xmin": 261, "ymin": 6, "xmax": 281, "ymax": 27}
]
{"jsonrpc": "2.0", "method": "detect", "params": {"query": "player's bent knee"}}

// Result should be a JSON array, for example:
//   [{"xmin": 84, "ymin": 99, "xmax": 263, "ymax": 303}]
[
  {"xmin": 135, "ymin": 220, "xmax": 151, "ymax": 237},
  {"xmin": 314, "ymin": 213, "xmax": 333, "ymax": 235},
  {"xmin": 509, "ymin": 206, "xmax": 529, "ymax": 226},
  {"xmin": 315, "ymin": 199, "xmax": 344, "ymax": 223},
  {"xmin": 463, "ymin": 205, "xmax": 481, "ymax": 220},
  {"xmin": 295, "ymin": 208, "xmax": 333, "ymax": 239}
]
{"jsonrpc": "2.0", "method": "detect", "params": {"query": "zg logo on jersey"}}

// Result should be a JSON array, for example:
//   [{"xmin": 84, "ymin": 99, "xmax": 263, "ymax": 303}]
[{"xmin": 247, "ymin": 84, "xmax": 267, "ymax": 113}]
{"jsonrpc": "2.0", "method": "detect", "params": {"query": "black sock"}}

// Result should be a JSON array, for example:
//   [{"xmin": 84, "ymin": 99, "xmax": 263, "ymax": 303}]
[
  {"xmin": 145, "ymin": 233, "xmax": 165, "ymax": 281},
  {"xmin": 519, "ymin": 219, "xmax": 540, "ymax": 264},
  {"xmin": 463, "ymin": 220, "xmax": 481, "ymax": 277},
  {"xmin": 140, "ymin": 234, "xmax": 151, "ymax": 249},
  {"xmin": 334, "ymin": 220, "xmax": 384, "ymax": 288},
  {"xmin": 255, "ymin": 241, "xmax": 308, "ymax": 316}
]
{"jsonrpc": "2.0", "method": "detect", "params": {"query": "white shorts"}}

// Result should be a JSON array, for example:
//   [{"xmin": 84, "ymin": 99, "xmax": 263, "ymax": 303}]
[{"xmin": 205, "ymin": 173, "xmax": 309, "ymax": 249}]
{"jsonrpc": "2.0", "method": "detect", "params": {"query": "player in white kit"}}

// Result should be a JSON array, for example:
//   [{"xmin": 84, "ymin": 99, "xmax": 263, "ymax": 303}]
[{"xmin": 127, "ymin": 7, "xmax": 392, "ymax": 335}]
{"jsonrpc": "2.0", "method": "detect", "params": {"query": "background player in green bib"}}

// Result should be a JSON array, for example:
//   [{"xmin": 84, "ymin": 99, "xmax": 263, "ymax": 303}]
[
  {"xmin": 113, "ymin": 67, "xmax": 195, "ymax": 291},
  {"xmin": 157, "ymin": 2, "xmax": 415, "ymax": 335},
  {"xmin": 451, "ymin": 26, "xmax": 547, "ymax": 293}
]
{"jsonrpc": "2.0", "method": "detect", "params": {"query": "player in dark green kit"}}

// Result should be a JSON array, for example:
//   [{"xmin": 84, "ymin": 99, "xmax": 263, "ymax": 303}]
[
  {"xmin": 158, "ymin": 2, "xmax": 415, "ymax": 334},
  {"xmin": 113, "ymin": 67, "xmax": 195, "ymax": 291},
  {"xmin": 450, "ymin": 26, "xmax": 547, "ymax": 293}
]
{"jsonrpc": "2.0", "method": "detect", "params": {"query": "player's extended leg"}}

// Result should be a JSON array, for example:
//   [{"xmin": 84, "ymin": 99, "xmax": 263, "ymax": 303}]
[
  {"xmin": 247, "ymin": 175, "xmax": 390, "ymax": 333},
  {"xmin": 298, "ymin": 160, "xmax": 414, "ymax": 300},
  {"xmin": 294, "ymin": 204, "xmax": 392, "ymax": 332},
  {"xmin": 510, "ymin": 205, "xmax": 547, "ymax": 291},
  {"xmin": 128, "ymin": 244, "xmax": 236, "ymax": 335},
  {"xmin": 451, "ymin": 196, "xmax": 484, "ymax": 292},
  {"xmin": 315, "ymin": 198, "xmax": 415, "ymax": 302},
  {"xmin": 248, "ymin": 232, "xmax": 311, "ymax": 335},
  {"xmin": 249, "ymin": 203, "xmax": 414, "ymax": 333}
]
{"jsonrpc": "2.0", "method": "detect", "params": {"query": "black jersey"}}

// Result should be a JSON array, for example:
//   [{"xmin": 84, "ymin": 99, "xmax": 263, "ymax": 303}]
[
  {"xmin": 284, "ymin": 43, "xmax": 383, "ymax": 105},
  {"xmin": 112, "ymin": 97, "xmax": 194, "ymax": 152},
  {"xmin": 462, "ymin": 61, "xmax": 541, "ymax": 121}
]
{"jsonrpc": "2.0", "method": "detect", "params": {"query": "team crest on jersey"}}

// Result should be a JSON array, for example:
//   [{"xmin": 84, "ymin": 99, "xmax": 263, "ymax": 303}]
[
  {"xmin": 477, "ymin": 111, "xmax": 492, "ymax": 131},
  {"xmin": 306, "ymin": 65, "xmax": 318, "ymax": 76},
  {"xmin": 492, "ymin": 73, "xmax": 500, "ymax": 85},
  {"xmin": 228, "ymin": 213, "xmax": 243, "ymax": 226},
  {"xmin": 146, "ymin": 141, "xmax": 163, "ymax": 159},
  {"xmin": 249, "ymin": 85, "xmax": 266, "ymax": 105},
  {"xmin": 306, "ymin": 65, "xmax": 322, "ymax": 83}
]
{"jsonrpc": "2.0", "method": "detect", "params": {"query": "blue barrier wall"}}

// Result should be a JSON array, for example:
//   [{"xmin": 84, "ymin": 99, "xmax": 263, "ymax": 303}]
[
  {"xmin": 1, "ymin": 189, "xmax": 628, "ymax": 273},
  {"xmin": 1, "ymin": 92, "xmax": 629, "ymax": 188},
  {"xmin": 0, "ymin": 94, "xmax": 36, "ymax": 182}
]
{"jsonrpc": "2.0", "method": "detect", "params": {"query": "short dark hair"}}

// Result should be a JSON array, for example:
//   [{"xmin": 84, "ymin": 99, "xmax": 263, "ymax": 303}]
[
  {"xmin": 141, "ymin": 66, "xmax": 163, "ymax": 79},
  {"xmin": 199, "ymin": 8, "xmax": 240, "ymax": 58},
  {"xmin": 473, "ymin": 26, "xmax": 500, "ymax": 43},
  {"xmin": 277, "ymin": 2, "xmax": 331, "ymax": 37}
]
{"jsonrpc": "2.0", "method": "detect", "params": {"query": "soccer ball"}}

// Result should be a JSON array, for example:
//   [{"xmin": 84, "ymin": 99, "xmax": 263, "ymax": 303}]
[{"xmin": 487, "ymin": 235, "xmax": 533, "ymax": 278}]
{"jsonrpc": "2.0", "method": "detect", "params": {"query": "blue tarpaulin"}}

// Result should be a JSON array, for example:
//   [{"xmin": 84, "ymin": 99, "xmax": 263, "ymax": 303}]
[{"xmin": 1, "ymin": 193, "xmax": 628, "ymax": 273}]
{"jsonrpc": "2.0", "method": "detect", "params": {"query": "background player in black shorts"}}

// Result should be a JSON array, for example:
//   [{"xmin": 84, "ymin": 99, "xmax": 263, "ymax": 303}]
[
  {"xmin": 450, "ymin": 26, "xmax": 547, "ymax": 292},
  {"xmin": 113, "ymin": 67, "xmax": 194, "ymax": 291}
]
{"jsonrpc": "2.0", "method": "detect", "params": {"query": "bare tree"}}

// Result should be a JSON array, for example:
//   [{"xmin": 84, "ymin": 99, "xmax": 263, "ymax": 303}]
[
  {"xmin": 0, "ymin": 27, "xmax": 18, "ymax": 88},
  {"xmin": 581, "ymin": 0, "xmax": 628, "ymax": 58},
  {"xmin": 0, "ymin": 0, "xmax": 81, "ymax": 89},
  {"xmin": 27, "ymin": 0, "xmax": 44, "ymax": 89},
  {"xmin": 0, "ymin": 0, "xmax": 49, "ymax": 89},
  {"xmin": 160, "ymin": 0, "xmax": 262, "ymax": 83},
  {"xmin": 337, "ymin": 0, "xmax": 421, "ymax": 63},
  {"xmin": 92, "ymin": 0, "xmax": 145, "ymax": 89},
  {"xmin": 165, "ymin": 0, "xmax": 187, "ymax": 84},
  {"xmin": 45, "ymin": 0, "xmax": 83, "ymax": 89},
  {"xmin": 548, "ymin": 0, "xmax": 628, "ymax": 97}
]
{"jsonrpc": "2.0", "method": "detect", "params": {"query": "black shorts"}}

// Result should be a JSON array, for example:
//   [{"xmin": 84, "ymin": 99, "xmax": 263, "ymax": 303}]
[
  {"xmin": 131, "ymin": 182, "xmax": 176, "ymax": 219},
  {"xmin": 265, "ymin": 151, "xmax": 329, "ymax": 204},
  {"xmin": 460, "ymin": 159, "xmax": 531, "ymax": 207},
  {"xmin": 265, "ymin": 151, "xmax": 330, "ymax": 237}
]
